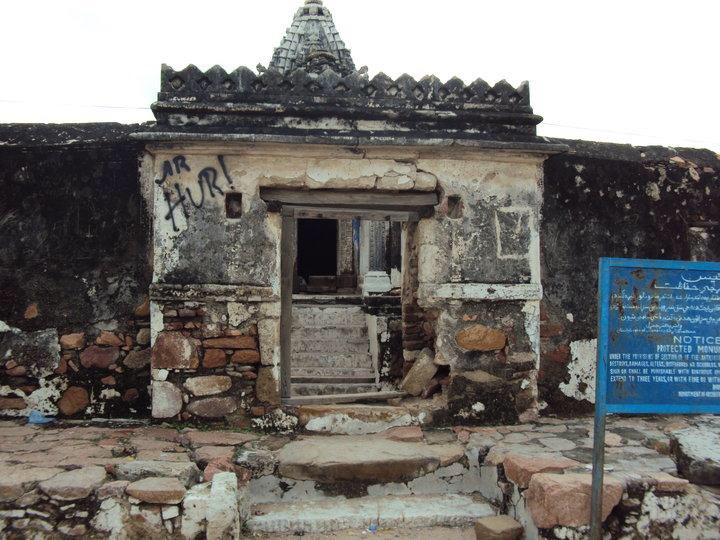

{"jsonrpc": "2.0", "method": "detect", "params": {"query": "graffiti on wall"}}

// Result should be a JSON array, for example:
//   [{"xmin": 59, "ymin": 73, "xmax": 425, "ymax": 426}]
[{"xmin": 157, "ymin": 155, "xmax": 235, "ymax": 231}]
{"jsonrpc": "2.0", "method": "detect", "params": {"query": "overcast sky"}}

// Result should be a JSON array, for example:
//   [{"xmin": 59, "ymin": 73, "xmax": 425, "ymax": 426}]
[{"xmin": 1, "ymin": 0, "xmax": 718, "ymax": 151}]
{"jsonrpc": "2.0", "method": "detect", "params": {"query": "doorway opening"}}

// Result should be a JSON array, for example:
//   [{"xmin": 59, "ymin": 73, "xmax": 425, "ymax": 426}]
[{"xmin": 296, "ymin": 218, "xmax": 338, "ymax": 293}]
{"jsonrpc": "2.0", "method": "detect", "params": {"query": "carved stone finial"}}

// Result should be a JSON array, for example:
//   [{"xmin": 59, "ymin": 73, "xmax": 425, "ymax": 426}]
[{"xmin": 269, "ymin": 0, "xmax": 355, "ymax": 76}]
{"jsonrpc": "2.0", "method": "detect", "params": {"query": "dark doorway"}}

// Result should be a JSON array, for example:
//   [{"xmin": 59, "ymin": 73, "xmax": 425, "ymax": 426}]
[{"xmin": 296, "ymin": 218, "xmax": 337, "ymax": 284}]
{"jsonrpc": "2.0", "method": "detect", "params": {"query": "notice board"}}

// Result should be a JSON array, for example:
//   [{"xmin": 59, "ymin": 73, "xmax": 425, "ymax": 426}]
[{"xmin": 597, "ymin": 258, "xmax": 720, "ymax": 415}]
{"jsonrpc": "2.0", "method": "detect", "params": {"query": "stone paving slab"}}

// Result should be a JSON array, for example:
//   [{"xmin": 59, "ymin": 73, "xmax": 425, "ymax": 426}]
[{"xmin": 277, "ymin": 436, "xmax": 465, "ymax": 483}]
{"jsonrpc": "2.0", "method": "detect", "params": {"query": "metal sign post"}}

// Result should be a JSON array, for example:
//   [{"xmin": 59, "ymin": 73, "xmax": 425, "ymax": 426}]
[{"xmin": 590, "ymin": 257, "xmax": 720, "ymax": 539}]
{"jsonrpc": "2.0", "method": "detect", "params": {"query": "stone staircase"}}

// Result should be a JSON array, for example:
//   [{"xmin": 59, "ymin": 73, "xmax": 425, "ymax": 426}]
[
  {"xmin": 243, "ymin": 433, "xmax": 497, "ymax": 536},
  {"xmin": 291, "ymin": 303, "xmax": 379, "ymax": 396}
]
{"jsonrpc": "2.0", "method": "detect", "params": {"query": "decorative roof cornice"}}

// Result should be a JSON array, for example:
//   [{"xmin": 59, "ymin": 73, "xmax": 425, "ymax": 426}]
[
  {"xmin": 158, "ymin": 64, "xmax": 532, "ymax": 113},
  {"xmin": 150, "ymin": 64, "xmax": 545, "ymax": 143}
]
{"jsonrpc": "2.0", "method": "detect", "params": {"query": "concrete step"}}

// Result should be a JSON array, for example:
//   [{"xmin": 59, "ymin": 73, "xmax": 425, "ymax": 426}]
[
  {"xmin": 291, "ymin": 340, "xmax": 370, "ymax": 354},
  {"xmin": 291, "ymin": 367, "xmax": 376, "ymax": 379},
  {"xmin": 293, "ymin": 353, "xmax": 374, "ymax": 369},
  {"xmin": 291, "ymin": 327, "xmax": 368, "ymax": 340},
  {"xmin": 292, "ymin": 306, "xmax": 367, "ymax": 328},
  {"xmin": 282, "ymin": 391, "xmax": 406, "ymax": 406},
  {"xmin": 246, "ymin": 494, "xmax": 495, "ymax": 535},
  {"xmin": 292, "ymin": 383, "xmax": 380, "ymax": 396},
  {"xmin": 291, "ymin": 375, "xmax": 377, "ymax": 384}
]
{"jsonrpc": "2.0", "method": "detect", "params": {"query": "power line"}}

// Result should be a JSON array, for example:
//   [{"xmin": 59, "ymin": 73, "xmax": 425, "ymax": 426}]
[
  {"xmin": 0, "ymin": 99, "xmax": 151, "ymax": 111},
  {"xmin": 542, "ymin": 122, "xmax": 720, "ymax": 148}
]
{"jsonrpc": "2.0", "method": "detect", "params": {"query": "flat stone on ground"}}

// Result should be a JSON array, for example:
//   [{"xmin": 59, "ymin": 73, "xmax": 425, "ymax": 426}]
[
  {"xmin": 376, "ymin": 426, "xmax": 424, "ymax": 442},
  {"xmin": 126, "ymin": 477, "xmax": 186, "ymax": 504},
  {"xmin": 277, "ymin": 436, "xmax": 464, "ymax": 483},
  {"xmin": 194, "ymin": 446, "xmax": 235, "ymax": 464},
  {"xmin": 39, "ymin": 466, "xmax": 107, "ymax": 501},
  {"xmin": 0, "ymin": 467, "xmax": 64, "ymax": 502},
  {"xmin": 670, "ymin": 428, "xmax": 720, "ymax": 485},
  {"xmin": 181, "ymin": 430, "xmax": 258, "ymax": 447},
  {"xmin": 474, "ymin": 515, "xmax": 523, "ymax": 540},
  {"xmin": 538, "ymin": 437, "xmax": 576, "ymax": 452},
  {"xmin": 113, "ymin": 460, "xmax": 200, "ymax": 488}
]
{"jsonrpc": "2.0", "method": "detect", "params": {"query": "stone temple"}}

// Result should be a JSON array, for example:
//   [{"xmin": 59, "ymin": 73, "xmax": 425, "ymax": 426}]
[{"xmin": 0, "ymin": 1, "xmax": 719, "ymax": 538}]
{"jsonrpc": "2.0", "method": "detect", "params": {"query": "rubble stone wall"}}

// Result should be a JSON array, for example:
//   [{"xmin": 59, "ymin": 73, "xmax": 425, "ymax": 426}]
[
  {"xmin": 540, "ymin": 141, "xmax": 720, "ymax": 415},
  {"xmin": 416, "ymin": 152, "xmax": 545, "ymax": 424},
  {"xmin": 0, "ymin": 124, "xmax": 153, "ymax": 419}
]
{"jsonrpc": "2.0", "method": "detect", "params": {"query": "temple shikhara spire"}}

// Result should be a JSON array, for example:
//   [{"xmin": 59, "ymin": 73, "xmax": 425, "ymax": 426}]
[{"xmin": 269, "ymin": 0, "xmax": 356, "ymax": 75}]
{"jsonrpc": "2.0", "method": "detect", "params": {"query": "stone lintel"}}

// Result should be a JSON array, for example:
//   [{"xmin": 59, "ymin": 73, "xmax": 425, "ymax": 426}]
[
  {"xmin": 418, "ymin": 283, "xmax": 542, "ymax": 304},
  {"xmin": 150, "ymin": 283, "xmax": 278, "ymax": 303}
]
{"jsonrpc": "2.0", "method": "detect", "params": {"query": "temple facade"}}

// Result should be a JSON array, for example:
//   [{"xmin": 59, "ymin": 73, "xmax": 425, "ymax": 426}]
[{"xmin": 132, "ymin": 0, "xmax": 567, "ymax": 425}]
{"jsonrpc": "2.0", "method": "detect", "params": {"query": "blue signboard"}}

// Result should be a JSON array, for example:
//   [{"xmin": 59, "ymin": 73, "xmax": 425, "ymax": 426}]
[
  {"xmin": 591, "ymin": 257, "xmax": 720, "ymax": 538},
  {"xmin": 597, "ymin": 258, "xmax": 720, "ymax": 415}
]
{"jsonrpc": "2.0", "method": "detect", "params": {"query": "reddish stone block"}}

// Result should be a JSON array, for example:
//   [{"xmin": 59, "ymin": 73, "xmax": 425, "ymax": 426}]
[
  {"xmin": 525, "ymin": 473, "xmax": 623, "ymax": 528},
  {"xmin": 203, "ymin": 349, "xmax": 228, "ymax": 369},
  {"xmin": 24, "ymin": 303, "xmax": 39, "ymax": 319},
  {"xmin": 203, "ymin": 336, "xmax": 257, "ymax": 349},
  {"xmin": 250, "ymin": 406, "xmax": 265, "ymax": 417},
  {"xmin": 151, "ymin": 332, "xmax": 200, "ymax": 370},
  {"xmin": 96, "ymin": 331, "xmax": 124, "ymax": 347},
  {"xmin": 0, "ymin": 397, "xmax": 26, "ymax": 410},
  {"xmin": 6, "ymin": 366, "xmax": 27, "ymax": 376},
  {"xmin": 58, "ymin": 386, "xmax": 89, "ymax": 416},
  {"xmin": 455, "ymin": 324, "xmax": 507, "ymax": 351},
  {"xmin": 60, "ymin": 333, "xmax": 86, "ymax": 350},
  {"xmin": 80, "ymin": 346, "xmax": 120, "ymax": 370},
  {"xmin": 503, "ymin": 453, "xmax": 579, "ymax": 489},
  {"xmin": 231, "ymin": 349, "xmax": 260, "ymax": 365},
  {"xmin": 123, "ymin": 348, "xmax": 151, "ymax": 370}
]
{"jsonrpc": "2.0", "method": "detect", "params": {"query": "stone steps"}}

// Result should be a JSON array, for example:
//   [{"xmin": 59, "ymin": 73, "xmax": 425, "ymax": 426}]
[
  {"xmin": 291, "ymin": 327, "xmax": 368, "ymax": 340},
  {"xmin": 283, "ymin": 391, "xmax": 406, "ymax": 406},
  {"xmin": 292, "ymin": 375, "xmax": 376, "ymax": 384},
  {"xmin": 291, "ymin": 339, "xmax": 370, "ymax": 354},
  {"xmin": 291, "ymin": 303, "xmax": 375, "ymax": 396},
  {"xmin": 246, "ymin": 494, "xmax": 495, "ymax": 535},
  {"xmin": 276, "ymin": 435, "xmax": 466, "ymax": 484},
  {"xmin": 291, "ymin": 367, "xmax": 376, "ymax": 379},
  {"xmin": 292, "ymin": 306, "xmax": 367, "ymax": 329},
  {"xmin": 292, "ymin": 382, "xmax": 379, "ymax": 396},
  {"xmin": 292, "ymin": 353, "xmax": 374, "ymax": 369}
]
